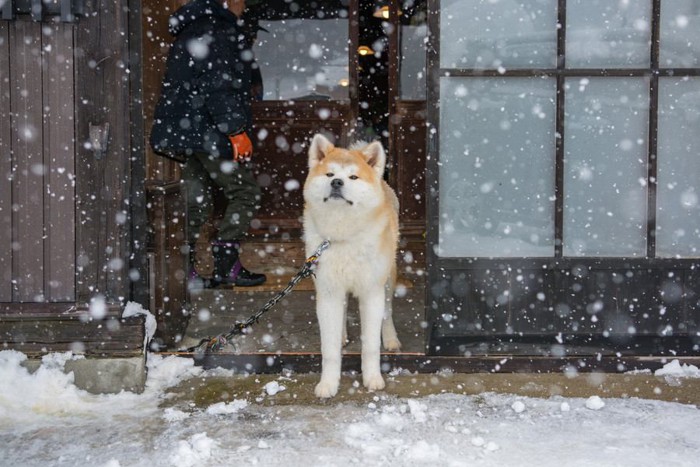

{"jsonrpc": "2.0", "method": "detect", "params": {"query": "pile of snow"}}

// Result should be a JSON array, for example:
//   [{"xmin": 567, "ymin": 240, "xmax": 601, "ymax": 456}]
[
  {"xmin": 122, "ymin": 301, "xmax": 158, "ymax": 349},
  {"xmin": 584, "ymin": 395, "xmax": 606, "ymax": 410},
  {"xmin": 171, "ymin": 433, "xmax": 217, "ymax": 467},
  {"xmin": 655, "ymin": 359, "xmax": 700, "ymax": 378},
  {"xmin": 2, "ymin": 350, "xmax": 700, "ymax": 466}
]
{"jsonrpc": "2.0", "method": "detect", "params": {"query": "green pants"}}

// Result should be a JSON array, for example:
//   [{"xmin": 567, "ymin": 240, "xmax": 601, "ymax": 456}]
[{"xmin": 182, "ymin": 152, "xmax": 261, "ymax": 243}]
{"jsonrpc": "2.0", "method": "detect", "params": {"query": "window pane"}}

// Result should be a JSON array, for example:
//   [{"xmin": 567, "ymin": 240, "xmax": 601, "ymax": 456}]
[
  {"xmin": 563, "ymin": 77, "xmax": 649, "ymax": 257},
  {"xmin": 656, "ymin": 78, "xmax": 700, "ymax": 257},
  {"xmin": 440, "ymin": 0, "xmax": 557, "ymax": 70},
  {"xmin": 400, "ymin": 20, "xmax": 427, "ymax": 100},
  {"xmin": 566, "ymin": 0, "xmax": 651, "ymax": 69},
  {"xmin": 439, "ymin": 77, "xmax": 556, "ymax": 258},
  {"xmin": 255, "ymin": 19, "xmax": 349, "ymax": 100},
  {"xmin": 660, "ymin": 0, "xmax": 700, "ymax": 68}
]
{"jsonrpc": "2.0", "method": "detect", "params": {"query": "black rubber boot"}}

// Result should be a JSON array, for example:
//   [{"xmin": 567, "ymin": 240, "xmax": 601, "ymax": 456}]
[{"xmin": 212, "ymin": 242, "xmax": 267, "ymax": 287}]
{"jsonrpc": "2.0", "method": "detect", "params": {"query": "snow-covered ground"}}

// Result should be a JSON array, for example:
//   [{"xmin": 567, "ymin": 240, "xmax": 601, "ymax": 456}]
[{"xmin": 2, "ymin": 350, "xmax": 700, "ymax": 467}]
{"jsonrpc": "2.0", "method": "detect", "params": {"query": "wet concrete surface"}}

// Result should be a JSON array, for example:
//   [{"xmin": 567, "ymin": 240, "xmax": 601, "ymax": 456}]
[
  {"xmin": 183, "ymin": 278, "xmax": 427, "ymax": 354},
  {"xmin": 162, "ymin": 370, "xmax": 700, "ymax": 409}
]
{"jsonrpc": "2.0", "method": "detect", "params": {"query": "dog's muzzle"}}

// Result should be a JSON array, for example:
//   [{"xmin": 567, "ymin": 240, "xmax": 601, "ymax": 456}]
[{"xmin": 324, "ymin": 178, "xmax": 353, "ymax": 205}]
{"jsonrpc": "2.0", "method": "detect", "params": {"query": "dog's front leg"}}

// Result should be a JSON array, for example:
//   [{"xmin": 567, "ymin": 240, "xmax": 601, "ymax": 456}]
[
  {"xmin": 382, "ymin": 279, "xmax": 401, "ymax": 351},
  {"xmin": 359, "ymin": 287, "xmax": 386, "ymax": 391},
  {"xmin": 315, "ymin": 290, "xmax": 346, "ymax": 398}
]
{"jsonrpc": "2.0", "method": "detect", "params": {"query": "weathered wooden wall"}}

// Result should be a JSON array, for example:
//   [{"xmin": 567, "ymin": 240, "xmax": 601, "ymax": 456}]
[
  {"xmin": 0, "ymin": 19, "xmax": 76, "ymax": 303},
  {"xmin": 0, "ymin": 3, "xmax": 149, "ymax": 359}
]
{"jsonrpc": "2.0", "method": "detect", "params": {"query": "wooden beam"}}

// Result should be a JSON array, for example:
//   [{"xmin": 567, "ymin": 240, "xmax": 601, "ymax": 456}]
[
  {"xmin": 0, "ymin": 21, "xmax": 11, "ymax": 301},
  {"xmin": 0, "ymin": 303, "xmax": 146, "ymax": 358},
  {"xmin": 191, "ymin": 351, "xmax": 700, "ymax": 375}
]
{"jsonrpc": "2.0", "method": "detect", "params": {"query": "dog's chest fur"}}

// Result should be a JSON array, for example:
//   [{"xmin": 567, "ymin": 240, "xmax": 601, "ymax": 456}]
[
  {"xmin": 316, "ymin": 236, "xmax": 392, "ymax": 293},
  {"xmin": 305, "ymin": 210, "xmax": 392, "ymax": 290}
]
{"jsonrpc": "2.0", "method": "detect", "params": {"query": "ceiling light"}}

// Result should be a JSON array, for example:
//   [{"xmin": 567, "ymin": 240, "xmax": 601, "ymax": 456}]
[
  {"xmin": 357, "ymin": 45, "xmax": 374, "ymax": 56},
  {"xmin": 373, "ymin": 5, "xmax": 390, "ymax": 19}
]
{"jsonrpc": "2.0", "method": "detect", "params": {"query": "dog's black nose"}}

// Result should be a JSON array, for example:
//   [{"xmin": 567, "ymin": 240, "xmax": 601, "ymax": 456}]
[{"xmin": 331, "ymin": 178, "xmax": 344, "ymax": 188}]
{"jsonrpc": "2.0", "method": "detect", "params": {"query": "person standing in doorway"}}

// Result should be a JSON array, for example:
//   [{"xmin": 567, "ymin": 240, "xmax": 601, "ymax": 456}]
[{"xmin": 150, "ymin": 0, "xmax": 266, "ymax": 288}]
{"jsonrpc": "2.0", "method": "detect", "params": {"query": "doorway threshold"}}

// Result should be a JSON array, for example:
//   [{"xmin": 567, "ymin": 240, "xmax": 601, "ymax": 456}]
[{"xmin": 159, "ymin": 350, "xmax": 700, "ymax": 376}]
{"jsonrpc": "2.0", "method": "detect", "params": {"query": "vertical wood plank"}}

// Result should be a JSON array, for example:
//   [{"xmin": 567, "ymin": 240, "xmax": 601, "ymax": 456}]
[
  {"xmin": 128, "ymin": 0, "xmax": 150, "ymax": 306},
  {"xmin": 102, "ymin": 1, "xmax": 131, "ymax": 302},
  {"xmin": 74, "ymin": 0, "xmax": 132, "ymax": 303},
  {"xmin": 10, "ymin": 20, "xmax": 45, "ymax": 302},
  {"xmin": 43, "ymin": 21, "xmax": 76, "ymax": 302},
  {"xmin": 73, "ymin": 15, "xmax": 100, "ymax": 303},
  {"xmin": 0, "ymin": 22, "xmax": 12, "ymax": 301},
  {"xmin": 143, "ymin": 0, "xmax": 182, "ymax": 184}
]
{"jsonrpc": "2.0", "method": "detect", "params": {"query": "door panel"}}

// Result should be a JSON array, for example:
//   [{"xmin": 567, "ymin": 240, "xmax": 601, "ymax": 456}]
[
  {"xmin": 252, "ymin": 101, "xmax": 354, "ymax": 234},
  {"xmin": 250, "ymin": 1, "xmax": 358, "ymax": 235},
  {"xmin": 1, "ymin": 19, "xmax": 76, "ymax": 302}
]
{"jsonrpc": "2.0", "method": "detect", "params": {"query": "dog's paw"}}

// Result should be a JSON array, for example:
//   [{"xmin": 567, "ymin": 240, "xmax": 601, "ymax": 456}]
[
  {"xmin": 383, "ymin": 338, "xmax": 402, "ymax": 352},
  {"xmin": 314, "ymin": 379, "xmax": 339, "ymax": 398},
  {"xmin": 363, "ymin": 373, "xmax": 385, "ymax": 392}
]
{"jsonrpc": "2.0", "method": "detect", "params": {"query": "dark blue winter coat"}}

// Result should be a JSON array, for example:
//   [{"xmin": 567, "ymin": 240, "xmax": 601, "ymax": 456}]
[{"xmin": 150, "ymin": 0, "xmax": 254, "ymax": 162}]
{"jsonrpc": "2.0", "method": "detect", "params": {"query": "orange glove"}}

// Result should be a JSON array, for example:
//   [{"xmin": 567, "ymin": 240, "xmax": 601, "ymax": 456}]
[{"xmin": 229, "ymin": 132, "xmax": 253, "ymax": 161}]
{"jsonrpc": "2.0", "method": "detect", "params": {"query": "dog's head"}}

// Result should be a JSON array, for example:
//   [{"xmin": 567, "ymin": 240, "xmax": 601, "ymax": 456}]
[{"xmin": 303, "ymin": 133, "xmax": 387, "ymax": 210}]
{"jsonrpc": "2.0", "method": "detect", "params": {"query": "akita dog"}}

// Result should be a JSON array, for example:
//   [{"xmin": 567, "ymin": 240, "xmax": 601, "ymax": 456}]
[{"xmin": 303, "ymin": 133, "xmax": 401, "ymax": 398}]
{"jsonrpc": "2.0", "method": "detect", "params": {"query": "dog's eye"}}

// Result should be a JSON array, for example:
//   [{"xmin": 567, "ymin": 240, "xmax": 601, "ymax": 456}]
[
  {"xmin": 349, "ymin": 175, "xmax": 359, "ymax": 180},
  {"xmin": 326, "ymin": 173, "xmax": 334, "ymax": 178}
]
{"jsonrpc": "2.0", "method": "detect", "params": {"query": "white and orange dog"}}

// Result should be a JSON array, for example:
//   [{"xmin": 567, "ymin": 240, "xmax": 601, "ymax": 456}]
[{"xmin": 303, "ymin": 133, "xmax": 401, "ymax": 398}]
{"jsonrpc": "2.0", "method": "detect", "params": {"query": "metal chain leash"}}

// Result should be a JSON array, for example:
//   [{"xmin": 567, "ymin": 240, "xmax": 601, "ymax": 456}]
[{"xmin": 187, "ymin": 240, "xmax": 331, "ymax": 354}]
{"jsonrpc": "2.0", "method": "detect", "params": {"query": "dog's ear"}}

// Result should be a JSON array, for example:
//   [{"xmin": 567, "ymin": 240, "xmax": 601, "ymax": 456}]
[
  {"xmin": 361, "ymin": 141, "xmax": 386, "ymax": 177},
  {"xmin": 308, "ymin": 134, "xmax": 334, "ymax": 169}
]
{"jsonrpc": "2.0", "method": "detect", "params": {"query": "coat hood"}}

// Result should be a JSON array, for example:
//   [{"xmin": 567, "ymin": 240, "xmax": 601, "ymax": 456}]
[{"xmin": 168, "ymin": 0, "xmax": 235, "ymax": 36}]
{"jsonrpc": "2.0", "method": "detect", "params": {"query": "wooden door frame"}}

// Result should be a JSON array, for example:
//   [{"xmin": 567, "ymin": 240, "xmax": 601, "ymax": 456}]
[{"xmin": 141, "ymin": 0, "xmax": 364, "ymax": 345}]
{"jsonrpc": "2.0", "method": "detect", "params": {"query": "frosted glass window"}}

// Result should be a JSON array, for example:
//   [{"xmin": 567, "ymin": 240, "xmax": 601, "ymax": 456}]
[
  {"xmin": 400, "ymin": 23, "xmax": 427, "ymax": 100},
  {"xmin": 660, "ymin": 0, "xmax": 700, "ymax": 68},
  {"xmin": 254, "ymin": 19, "xmax": 349, "ymax": 100},
  {"xmin": 656, "ymin": 78, "xmax": 700, "ymax": 257},
  {"xmin": 438, "ymin": 77, "xmax": 556, "ymax": 258},
  {"xmin": 566, "ymin": 0, "xmax": 651, "ymax": 69},
  {"xmin": 563, "ymin": 78, "xmax": 649, "ymax": 257},
  {"xmin": 440, "ymin": 0, "xmax": 557, "ymax": 70}
]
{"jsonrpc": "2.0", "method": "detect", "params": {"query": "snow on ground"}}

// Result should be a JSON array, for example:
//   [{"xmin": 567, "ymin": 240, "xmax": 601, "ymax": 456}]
[{"xmin": 1, "ymin": 350, "xmax": 700, "ymax": 467}]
